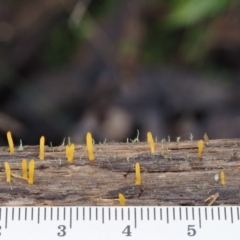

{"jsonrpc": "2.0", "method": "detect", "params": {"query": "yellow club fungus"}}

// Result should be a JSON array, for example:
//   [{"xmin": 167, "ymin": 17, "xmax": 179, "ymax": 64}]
[
  {"xmin": 70, "ymin": 143, "xmax": 75, "ymax": 161},
  {"xmin": 220, "ymin": 171, "xmax": 225, "ymax": 186},
  {"xmin": 86, "ymin": 132, "xmax": 95, "ymax": 161},
  {"xmin": 22, "ymin": 159, "xmax": 28, "ymax": 178},
  {"xmin": 28, "ymin": 160, "xmax": 35, "ymax": 185},
  {"xmin": 66, "ymin": 143, "xmax": 75, "ymax": 163},
  {"xmin": 39, "ymin": 136, "xmax": 45, "ymax": 160},
  {"xmin": 135, "ymin": 162, "xmax": 141, "ymax": 185},
  {"xmin": 118, "ymin": 193, "xmax": 126, "ymax": 206},
  {"xmin": 147, "ymin": 132, "xmax": 155, "ymax": 153},
  {"xmin": 7, "ymin": 131, "xmax": 14, "ymax": 154},
  {"xmin": 4, "ymin": 162, "xmax": 11, "ymax": 182},
  {"xmin": 198, "ymin": 140, "xmax": 204, "ymax": 158}
]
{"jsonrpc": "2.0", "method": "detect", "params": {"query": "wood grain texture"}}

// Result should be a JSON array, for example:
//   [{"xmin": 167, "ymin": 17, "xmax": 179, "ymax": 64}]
[{"xmin": 0, "ymin": 139, "xmax": 240, "ymax": 206}]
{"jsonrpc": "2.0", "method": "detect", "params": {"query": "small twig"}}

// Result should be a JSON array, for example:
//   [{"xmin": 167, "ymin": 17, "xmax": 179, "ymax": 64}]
[
  {"xmin": 204, "ymin": 192, "xmax": 219, "ymax": 206},
  {"xmin": 11, "ymin": 173, "xmax": 28, "ymax": 181}
]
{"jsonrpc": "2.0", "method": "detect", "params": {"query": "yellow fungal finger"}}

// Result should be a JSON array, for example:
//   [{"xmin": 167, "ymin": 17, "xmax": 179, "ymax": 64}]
[
  {"xmin": 220, "ymin": 171, "xmax": 225, "ymax": 186},
  {"xmin": 119, "ymin": 193, "xmax": 126, "ymax": 206},
  {"xmin": 198, "ymin": 140, "xmax": 204, "ymax": 158},
  {"xmin": 22, "ymin": 159, "xmax": 28, "ymax": 178},
  {"xmin": 4, "ymin": 162, "xmax": 11, "ymax": 182},
  {"xmin": 66, "ymin": 143, "xmax": 75, "ymax": 163},
  {"xmin": 39, "ymin": 136, "xmax": 45, "ymax": 160},
  {"xmin": 135, "ymin": 162, "xmax": 141, "ymax": 185},
  {"xmin": 86, "ymin": 132, "xmax": 95, "ymax": 161},
  {"xmin": 28, "ymin": 160, "xmax": 35, "ymax": 184},
  {"xmin": 7, "ymin": 131, "xmax": 14, "ymax": 154},
  {"xmin": 147, "ymin": 132, "xmax": 155, "ymax": 153},
  {"xmin": 66, "ymin": 144, "xmax": 74, "ymax": 163}
]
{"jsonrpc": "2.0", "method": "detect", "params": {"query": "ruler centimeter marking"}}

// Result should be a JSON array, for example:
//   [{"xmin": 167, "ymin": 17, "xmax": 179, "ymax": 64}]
[{"xmin": 0, "ymin": 206, "xmax": 240, "ymax": 239}]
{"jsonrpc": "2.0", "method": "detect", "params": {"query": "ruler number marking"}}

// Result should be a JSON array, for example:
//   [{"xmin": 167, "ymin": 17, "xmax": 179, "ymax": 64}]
[
  {"xmin": 122, "ymin": 225, "xmax": 132, "ymax": 237},
  {"xmin": 57, "ymin": 225, "xmax": 66, "ymax": 237},
  {"xmin": 187, "ymin": 225, "xmax": 196, "ymax": 237}
]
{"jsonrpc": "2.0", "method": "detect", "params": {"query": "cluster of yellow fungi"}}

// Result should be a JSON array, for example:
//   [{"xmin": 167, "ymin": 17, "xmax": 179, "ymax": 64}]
[
  {"xmin": 4, "ymin": 131, "xmax": 96, "ymax": 185},
  {"xmin": 4, "ymin": 159, "xmax": 35, "ymax": 184},
  {"xmin": 5, "ymin": 130, "xmax": 225, "ymax": 206}
]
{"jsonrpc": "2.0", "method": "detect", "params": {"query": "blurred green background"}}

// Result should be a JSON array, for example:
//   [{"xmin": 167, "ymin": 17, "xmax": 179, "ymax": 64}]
[{"xmin": 0, "ymin": 0, "xmax": 240, "ymax": 145}]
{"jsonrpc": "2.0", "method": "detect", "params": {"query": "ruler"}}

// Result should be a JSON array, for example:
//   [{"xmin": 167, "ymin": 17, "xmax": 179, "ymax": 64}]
[{"xmin": 0, "ymin": 206, "xmax": 239, "ymax": 239}]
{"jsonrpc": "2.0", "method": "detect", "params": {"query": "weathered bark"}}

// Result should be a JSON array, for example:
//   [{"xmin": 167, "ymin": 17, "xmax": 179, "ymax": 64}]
[{"xmin": 0, "ymin": 139, "xmax": 240, "ymax": 206}]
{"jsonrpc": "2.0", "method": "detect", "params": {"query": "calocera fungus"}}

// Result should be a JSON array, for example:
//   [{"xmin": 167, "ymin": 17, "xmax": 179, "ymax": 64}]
[
  {"xmin": 198, "ymin": 140, "xmax": 204, "ymax": 157},
  {"xmin": 7, "ymin": 131, "xmax": 14, "ymax": 154},
  {"xmin": 147, "ymin": 132, "xmax": 155, "ymax": 153},
  {"xmin": 135, "ymin": 162, "xmax": 141, "ymax": 185},
  {"xmin": 86, "ymin": 132, "xmax": 95, "ymax": 161},
  {"xmin": 39, "ymin": 136, "xmax": 45, "ymax": 160},
  {"xmin": 220, "ymin": 171, "xmax": 225, "ymax": 186},
  {"xmin": 66, "ymin": 143, "xmax": 75, "ymax": 163},
  {"xmin": 22, "ymin": 159, "xmax": 28, "ymax": 178},
  {"xmin": 28, "ymin": 160, "xmax": 35, "ymax": 184},
  {"xmin": 118, "ymin": 193, "xmax": 126, "ymax": 206},
  {"xmin": 4, "ymin": 162, "xmax": 11, "ymax": 182}
]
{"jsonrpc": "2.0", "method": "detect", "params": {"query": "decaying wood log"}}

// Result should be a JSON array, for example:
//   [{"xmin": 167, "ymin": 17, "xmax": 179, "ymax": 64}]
[{"xmin": 1, "ymin": 139, "xmax": 240, "ymax": 206}]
